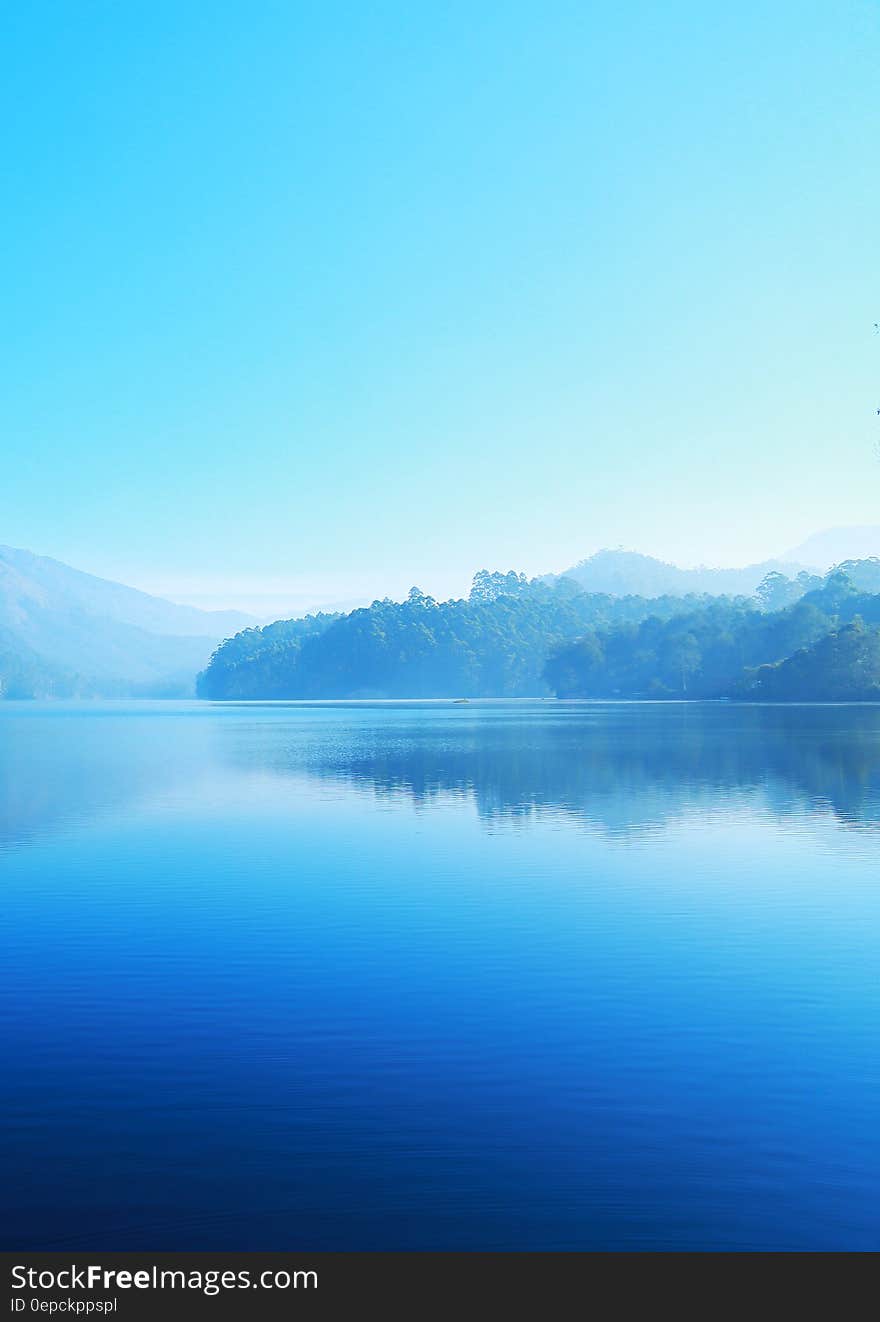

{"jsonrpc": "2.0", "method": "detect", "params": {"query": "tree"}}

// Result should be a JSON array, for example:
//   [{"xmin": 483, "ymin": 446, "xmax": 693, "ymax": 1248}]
[{"xmin": 756, "ymin": 571, "xmax": 795, "ymax": 612}]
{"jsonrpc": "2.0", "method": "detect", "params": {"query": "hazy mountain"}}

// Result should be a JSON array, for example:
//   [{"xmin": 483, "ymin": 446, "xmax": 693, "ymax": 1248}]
[
  {"xmin": 0, "ymin": 546, "xmax": 253, "ymax": 638},
  {"xmin": 0, "ymin": 545, "xmax": 256, "ymax": 697},
  {"xmin": 550, "ymin": 549, "xmax": 809, "ymax": 598},
  {"xmin": 780, "ymin": 526, "xmax": 880, "ymax": 570}
]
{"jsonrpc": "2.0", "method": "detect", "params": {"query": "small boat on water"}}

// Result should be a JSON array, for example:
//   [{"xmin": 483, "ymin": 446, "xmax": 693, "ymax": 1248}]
[{"xmin": 453, "ymin": 698, "xmax": 470, "ymax": 704}]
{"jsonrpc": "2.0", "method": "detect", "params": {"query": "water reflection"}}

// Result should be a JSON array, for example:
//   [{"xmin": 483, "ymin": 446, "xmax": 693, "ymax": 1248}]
[
  {"xmin": 218, "ymin": 702, "xmax": 880, "ymax": 835},
  {"xmin": 3, "ymin": 702, "xmax": 880, "ymax": 851}
]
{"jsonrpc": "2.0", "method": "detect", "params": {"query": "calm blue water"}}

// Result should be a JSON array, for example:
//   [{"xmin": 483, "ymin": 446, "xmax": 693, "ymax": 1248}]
[{"xmin": 1, "ymin": 700, "xmax": 878, "ymax": 1250}]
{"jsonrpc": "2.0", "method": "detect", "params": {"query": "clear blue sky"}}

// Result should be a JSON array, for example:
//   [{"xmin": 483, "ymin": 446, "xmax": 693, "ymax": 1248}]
[{"xmin": 2, "ymin": 1, "xmax": 878, "ymax": 615}]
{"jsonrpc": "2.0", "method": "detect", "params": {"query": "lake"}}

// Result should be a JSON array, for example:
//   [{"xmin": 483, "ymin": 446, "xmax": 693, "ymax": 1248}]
[{"xmin": 1, "ymin": 700, "xmax": 878, "ymax": 1250}]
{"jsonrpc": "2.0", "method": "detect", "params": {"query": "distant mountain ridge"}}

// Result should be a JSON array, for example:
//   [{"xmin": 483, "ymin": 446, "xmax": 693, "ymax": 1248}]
[
  {"xmin": 780, "ymin": 526, "xmax": 880, "ymax": 569},
  {"xmin": 549, "ymin": 549, "xmax": 812, "ymax": 598},
  {"xmin": 0, "ymin": 544, "xmax": 256, "ymax": 697},
  {"xmin": 0, "ymin": 545, "xmax": 254, "ymax": 638}
]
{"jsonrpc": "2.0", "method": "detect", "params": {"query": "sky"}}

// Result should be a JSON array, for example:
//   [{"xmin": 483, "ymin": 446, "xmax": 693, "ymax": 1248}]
[{"xmin": 2, "ymin": 1, "xmax": 879, "ymax": 617}]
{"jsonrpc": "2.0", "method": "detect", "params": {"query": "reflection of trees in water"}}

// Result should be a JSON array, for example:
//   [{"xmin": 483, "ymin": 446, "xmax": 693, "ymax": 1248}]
[
  {"xmin": 232, "ymin": 704, "xmax": 880, "ymax": 835},
  {"xmin": 4, "ymin": 704, "xmax": 879, "ymax": 851}
]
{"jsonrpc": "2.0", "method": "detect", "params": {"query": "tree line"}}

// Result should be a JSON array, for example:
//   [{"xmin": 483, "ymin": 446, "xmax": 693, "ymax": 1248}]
[{"xmin": 198, "ymin": 562, "xmax": 880, "ymax": 702}]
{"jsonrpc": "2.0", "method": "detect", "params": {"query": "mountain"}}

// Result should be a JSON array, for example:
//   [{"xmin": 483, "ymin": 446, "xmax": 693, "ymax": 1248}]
[
  {"xmin": 0, "ymin": 545, "xmax": 256, "ymax": 697},
  {"xmin": 780, "ymin": 526, "xmax": 880, "ymax": 570},
  {"xmin": 0, "ymin": 546, "xmax": 253, "ymax": 638},
  {"xmin": 549, "ymin": 549, "xmax": 808, "ymax": 598}
]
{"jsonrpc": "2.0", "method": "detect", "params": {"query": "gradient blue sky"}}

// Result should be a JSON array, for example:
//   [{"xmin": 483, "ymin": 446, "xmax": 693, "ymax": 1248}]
[{"xmin": 2, "ymin": 1, "xmax": 878, "ymax": 615}]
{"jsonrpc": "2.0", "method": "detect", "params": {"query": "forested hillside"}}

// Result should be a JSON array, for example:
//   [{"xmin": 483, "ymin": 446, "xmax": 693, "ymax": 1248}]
[
  {"xmin": 198, "ymin": 573, "xmax": 720, "ymax": 699},
  {"xmin": 547, "ymin": 570, "xmax": 880, "ymax": 700},
  {"xmin": 736, "ymin": 621, "xmax": 880, "ymax": 701},
  {"xmin": 199, "ymin": 564, "xmax": 880, "ymax": 702}
]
